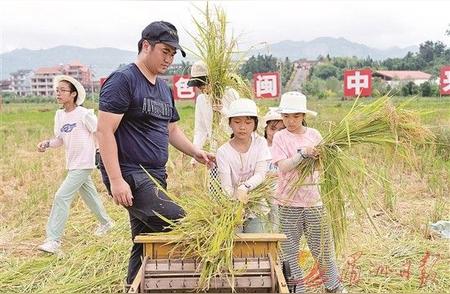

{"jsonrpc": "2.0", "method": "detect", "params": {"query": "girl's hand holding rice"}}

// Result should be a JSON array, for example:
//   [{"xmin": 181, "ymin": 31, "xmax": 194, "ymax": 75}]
[{"xmin": 234, "ymin": 186, "xmax": 249, "ymax": 204}]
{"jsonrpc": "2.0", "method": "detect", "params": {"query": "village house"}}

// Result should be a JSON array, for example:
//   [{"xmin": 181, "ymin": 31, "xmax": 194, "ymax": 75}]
[
  {"xmin": 29, "ymin": 61, "xmax": 93, "ymax": 96},
  {"xmin": 10, "ymin": 69, "xmax": 34, "ymax": 96},
  {"xmin": 373, "ymin": 70, "xmax": 433, "ymax": 86}
]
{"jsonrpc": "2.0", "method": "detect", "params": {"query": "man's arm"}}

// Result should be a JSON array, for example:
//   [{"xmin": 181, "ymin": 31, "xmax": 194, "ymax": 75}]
[
  {"xmin": 168, "ymin": 122, "xmax": 215, "ymax": 166},
  {"xmin": 97, "ymin": 110, "xmax": 133, "ymax": 207}
]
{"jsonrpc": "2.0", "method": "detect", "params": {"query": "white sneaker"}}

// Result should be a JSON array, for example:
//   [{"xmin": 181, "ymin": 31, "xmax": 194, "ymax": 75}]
[
  {"xmin": 94, "ymin": 220, "xmax": 114, "ymax": 236},
  {"xmin": 37, "ymin": 240, "xmax": 61, "ymax": 254}
]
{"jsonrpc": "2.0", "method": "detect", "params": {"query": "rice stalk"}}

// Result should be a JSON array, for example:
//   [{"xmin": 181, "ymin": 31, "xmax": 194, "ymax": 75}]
[
  {"xmin": 380, "ymin": 168, "xmax": 397, "ymax": 213},
  {"xmin": 291, "ymin": 96, "xmax": 435, "ymax": 254},
  {"xmin": 142, "ymin": 166, "xmax": 276, "ymax": 291},
  {"xmin": 246, "ymin": 174, "xmax": 276, "ymax": 218},
  {"xmin": 188, "ymin": 3, "xmax": 253, "ymax": 150},
  {"xmin": 143, "ymin": 168, "xmax": 241, "ymax": 291}
]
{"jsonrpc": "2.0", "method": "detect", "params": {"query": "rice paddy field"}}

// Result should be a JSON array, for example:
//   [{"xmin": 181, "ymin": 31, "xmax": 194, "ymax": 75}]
[{"xmin": 0, "ymin": 97, "xmax": 449, "ymax": 293}]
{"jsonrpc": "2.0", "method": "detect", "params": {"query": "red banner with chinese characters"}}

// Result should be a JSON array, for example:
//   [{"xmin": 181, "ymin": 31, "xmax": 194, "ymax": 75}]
[
  {"xmin": 344, "ymin": 69, "xmax": 372, "ymax": 97},
  {"xmin": 253, "ymin": 72, "xmax": 281, "ymax": 98},
  {"xmin": 439, "ymin": 66, "xmax": 450, "ymax": 95},
  {"xmin": 172, "ymin": 75, "xmax": 196, "ymax": 100}
]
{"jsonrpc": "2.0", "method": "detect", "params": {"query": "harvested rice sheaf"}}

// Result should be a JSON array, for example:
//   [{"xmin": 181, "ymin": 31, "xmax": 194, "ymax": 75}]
[{"xmin": 292, "ymin": 96, "xmax": 435, "ymax": 254}]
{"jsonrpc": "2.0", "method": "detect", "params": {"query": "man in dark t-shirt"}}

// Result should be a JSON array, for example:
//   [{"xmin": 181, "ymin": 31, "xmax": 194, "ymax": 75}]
[{"xmin": 97, "ymin": 21, "xmax": 214, "ymax": 285}]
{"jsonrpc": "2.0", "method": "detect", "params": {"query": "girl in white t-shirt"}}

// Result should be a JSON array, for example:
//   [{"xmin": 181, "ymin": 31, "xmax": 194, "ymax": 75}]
[
  {"xmin": 216, "ymin": 99, "xmax": 271, "ymax": 233},
  {"xmin": 271, "ymin": 92, "xmax": 346, "ymax": 293},
  {"xmin": 36, "ymin": 75, "xmax": 113, "ymax": 254}
]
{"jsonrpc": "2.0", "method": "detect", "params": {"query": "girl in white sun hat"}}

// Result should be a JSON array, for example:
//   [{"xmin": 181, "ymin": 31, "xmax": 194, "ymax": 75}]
[
  {"xmin": 262, "ymin": 107, "xmax": 285, "ymax": 232},
  {"xmin": 271, "ymin": 92, "xmax": 347, "ymax": 293},
  {"xmin": 36, "ymin": 75, "xmax": 114, "ymax": 254},
  {"xmin": 262, "ymin": 107, "xmax": 285, "ymax": 167},
  {"xmin": 216, "ymin": 98, "xmax": 271, "ymax": 232}
]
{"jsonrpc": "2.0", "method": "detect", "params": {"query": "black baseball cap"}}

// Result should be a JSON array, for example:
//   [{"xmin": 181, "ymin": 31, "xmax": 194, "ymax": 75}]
[
  {"xmin": 187, "ymin": 76, "xmax": 208, "ymax": 87},
  {"xmin": 141, "ymin": 21, "xmax": 186, "ymax": 57}
]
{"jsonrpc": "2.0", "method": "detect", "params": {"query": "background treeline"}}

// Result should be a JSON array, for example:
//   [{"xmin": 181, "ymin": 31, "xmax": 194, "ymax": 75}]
[
  {"xmin": 3, "ymin": 40, "xmax": 449, "ymax": 104},
  {"xmin": 304, "ymin": 41, "xmax": 450, "ymax": 98},
  {"xmin": 239, "ymin": 40, "xmax": 450, "ymax": 98},
  {"xmin": 239, "ymin": 54, "xmax": 294, "ymax": 88}
]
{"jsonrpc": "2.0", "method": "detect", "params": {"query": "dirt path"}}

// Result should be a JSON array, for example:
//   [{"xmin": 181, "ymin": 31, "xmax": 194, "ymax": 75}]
[{"xmin": 286, "ymin": 65, "xmax": 309, "ymax": 91}]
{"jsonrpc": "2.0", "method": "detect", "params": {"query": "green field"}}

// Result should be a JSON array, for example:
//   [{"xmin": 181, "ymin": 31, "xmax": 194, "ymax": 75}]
[{"xmin": 0, "ymin": 97, "xmax": 449, "ymax": 293}]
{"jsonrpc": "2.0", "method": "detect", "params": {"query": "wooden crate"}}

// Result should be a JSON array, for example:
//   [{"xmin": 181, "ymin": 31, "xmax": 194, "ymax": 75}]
[
  {"xmin": 130, "ymin": 233, "xmax": 289, "ymax": 293},
  {"xmin": 134, "ymin": 233, "xmax": 286, "ymax": 260}
]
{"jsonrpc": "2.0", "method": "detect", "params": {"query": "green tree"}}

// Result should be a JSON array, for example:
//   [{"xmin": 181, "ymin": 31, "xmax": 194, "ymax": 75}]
[
  {"xmin": 401, "ymin": 81, "xmax": 419, "ymax": 96},
  {"xmin": 419, "ymin": 41, "xmax": 446, "ymax": 63},
  {"xmin": 239, "ymin": 54, "xmax": 278, "ymax": 81},
  {"xmin": 166, "ymin": 60, "xmax": 191, "ymax": 75},
  {"xmin": 313, "ymin": 63, "xmax": 339, "ymax": 80},
  {"xmin": 302, "ymin": 78, "xmax": 322, "ymax": 96},
  {"xmin": 372, "ymin": 77, "xmax": 391, "ymax": 97},
  {"xmin": 430, "ymin": 83, "xmax": 440, "ymax": 96},
  {"xmin": 280, "ymin": 57, "xmax": 294, "ymax": 87},
  {"xmin": 420, "ymin": 81, "xmax": 432, "ymax": 97}
]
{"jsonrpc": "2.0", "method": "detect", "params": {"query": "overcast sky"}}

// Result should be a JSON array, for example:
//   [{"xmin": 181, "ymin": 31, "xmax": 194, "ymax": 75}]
[{"xmin": 1, "ymin": 0, "xmax": 449, "ymax": 54}]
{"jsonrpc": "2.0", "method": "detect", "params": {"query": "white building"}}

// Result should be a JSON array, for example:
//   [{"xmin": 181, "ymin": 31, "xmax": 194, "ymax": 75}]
[
  {"xmin": 31, "ymin": 66, "xmax": 62, "ymax": 96},
  {"xmin": 373, "ymin": 70, "xmax": 433, "ymax": 86},
  {"xmin": 10, "ymin": 69, "xmax": 33, "ymax": 96},
  {"xmin": 31, "ymin": 61, "xmax": 93, "ymax": 96}
]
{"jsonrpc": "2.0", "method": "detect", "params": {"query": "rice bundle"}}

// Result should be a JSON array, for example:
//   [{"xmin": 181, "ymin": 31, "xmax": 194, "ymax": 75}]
[
  {"xmin": 189, "ymin": 3, "xmax": 253, "ymax": 149},
  {"xmin": 291, "ymin": 96, "xmax": 435, "ymax": 254},
  {"xmin": 246, "ymin": 174, "xmax": 277, "ymax": 219},
  {"xmin": 144, "ymin": 169, "xmax": 274, "ymax": 291}
]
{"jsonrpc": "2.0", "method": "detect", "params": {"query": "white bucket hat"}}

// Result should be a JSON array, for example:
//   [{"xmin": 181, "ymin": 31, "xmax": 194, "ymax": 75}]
[
  {"xmin": 190, "ymin": 60, "xmax": 207, "ymax": 77},
  {"xmin": 53, "ymin": 75, "xmax": 86, "ymax": 106},
  {"xmin": 227, "ymin": 98, "xmax": 258, "ymax": 118},
  {"xmin": 187, "ymin": 60, "xmax": 208, "ymax": 87},
  {"xmin": 277, "ymin": 91, "xmax": 317, "ymax": 116},
  {"xmin": 262, "ymin": 107, "xmax": 283, "ymax": 126}
]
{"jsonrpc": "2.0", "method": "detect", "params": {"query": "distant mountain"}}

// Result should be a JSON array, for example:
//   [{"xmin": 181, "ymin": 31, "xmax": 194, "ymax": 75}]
[
  {"xmin": 251, "ymin": 37, "xmax": 418, "ymax": 61},
  {"xmin": 0, "ymin": 46, "xmax": 137, "ymax": 80},
  {"xmin": 1, "ymin": 38, "xmax": 418, "ymax": 79}
]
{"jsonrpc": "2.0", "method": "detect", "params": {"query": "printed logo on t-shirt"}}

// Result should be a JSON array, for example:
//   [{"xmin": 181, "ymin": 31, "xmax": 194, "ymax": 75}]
[
  {"xmin": 142, "ymin": 98, "xmax": 173, "ymax": 120},
  {"xmin": 238, "ymin": 166, "xmax": 253, "ymax": 184},
  {"xmin": 60, "ymin": 123, "xmax": 77, "ymax": 133}
]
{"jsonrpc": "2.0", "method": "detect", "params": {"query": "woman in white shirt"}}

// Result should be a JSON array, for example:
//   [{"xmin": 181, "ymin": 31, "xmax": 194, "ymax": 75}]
[{"xmin": 188, "ymin": 60, "xmax": 239, "ymax": 150}]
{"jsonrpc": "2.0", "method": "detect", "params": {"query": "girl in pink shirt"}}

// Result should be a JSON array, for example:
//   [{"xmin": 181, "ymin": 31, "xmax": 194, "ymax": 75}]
[
  {"xmin": 36, "ymin": 75, "xmax": 113, "ymax": 254},
  {"xmin": 271, "ymin": 92, "xmax": 346, "ymax": 293},
  {"xmin": 216, "ymin": 99, "xmax": 271, "ymax": 233}
]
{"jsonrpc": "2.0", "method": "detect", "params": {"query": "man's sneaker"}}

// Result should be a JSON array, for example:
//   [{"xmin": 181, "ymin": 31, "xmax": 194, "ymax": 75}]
[
  {"xmin": 123, "ymin": 278, "xmax": 131, "ymax": 293},
  {"xmin": 94, "ymin": 220, "xmax": 115, "ymax": 236},
  {"xmin": 326, "ymin": 284, "xmax": 348, "ymax": 293},
  {"xmin": 37, "ymin": 240, "xmax": 61, "ymax": 254}
]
